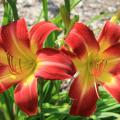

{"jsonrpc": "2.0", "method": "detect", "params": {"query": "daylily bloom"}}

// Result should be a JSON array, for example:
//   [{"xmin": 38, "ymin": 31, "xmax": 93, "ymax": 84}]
[
  {"xmin": 63, "ymin": 20, "xmax": 120, "ymax": 116},
  {"xmin": 0, "ymin": 18, "xmax": 75, "ymax": 115}
]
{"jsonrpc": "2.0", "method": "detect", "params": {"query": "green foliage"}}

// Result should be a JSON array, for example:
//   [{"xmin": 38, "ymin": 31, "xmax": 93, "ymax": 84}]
[
  {"xmin": 2, "ymin": 1, "xmax": 13, "ymax": 25},
  {"xmin": 42, "ymin": 0, "xmax": 48, "ymax": 21},
  {"xmin": 7, "ymin": 0, "xmax": 19, "ymax": 21}
]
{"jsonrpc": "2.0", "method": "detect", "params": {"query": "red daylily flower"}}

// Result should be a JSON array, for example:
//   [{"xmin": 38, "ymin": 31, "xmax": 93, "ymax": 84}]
[
  {"xmin": 63, "ymin": 21, "xmax": 120, "ymax": 116},
  {"xmin": 0, "ymin": 18, "xmax": 75, "ymax": 115}
]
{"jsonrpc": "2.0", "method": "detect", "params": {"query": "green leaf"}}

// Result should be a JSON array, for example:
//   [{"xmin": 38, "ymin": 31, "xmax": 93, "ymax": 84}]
[
  {"xmin": 60, "ymin": 5, "xmax": 71, "ymax": 29},
  {"xmin": 64, "ymin": 0, "xmax": 70, "ymax": 17},
  {"xmin": 43, "ymin": 81, "xmax": 54, "ymax": 102},
  {"xmin": 44, "ymin": 32, "xmax": 56, "ymax": 48},
  {"xmin": 7, "ymin": 0, "xmax": 19, "ymax": 21},
  {"xmin": 2, "ymin": 1, "xmax": 13, "ymax": 25},
  {"xmin": 0, "ymin": 109, "xmax": 7, "ymax": 120},
  {"xmin": 97, "ymin": 112, "xmax": 120, "ymax": 119},
  {"xmin": 70, "ymin": 0, "xmax": 81, "ymax": 9}
]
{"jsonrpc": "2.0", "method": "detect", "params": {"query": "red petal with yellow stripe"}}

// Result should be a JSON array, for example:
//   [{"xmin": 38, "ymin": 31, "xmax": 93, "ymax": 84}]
[
  {"xmin": 29, "ymin": 21, "xmax": 60, "ymax": 54},
  {"xmin": 35, "ymin": 48, "xmax": 75, "ymax": 80},
  {"xmin": 0, "ymin": 64, "xmax": 18, "ymax": 93},
  {"xmin": 14, "ymin": 76, "xmax": 38, "ymax": 116},
  {"xmin": 103, "ymin": 43, "xmax": 120, "ymax": 58},
  {"xmin": 69, "ymin": 23, "xmax": 99, "ymax": 52},
  {"xmin": 110, "ymin": 64, "xmax": 120, "ymax": 75},
  {"xmin": 0, "ymin": 18, "xmax": 29, "ymax": 56},
  {"xmin": 102, "ymin": 74, "xmax": 120, "ymax": 102},
  {"xmin": 98, "ymin": 21, "xmax": 120, "ymax": 50},
  {"xmin": 65, "ymin": 30, "xmax": 87, "ymax": 58},
  {"xmin": 69, "ymin": 77, "xmax": 99, "ymax": 116},
  {"xmin": 69, "ymin": 77, "xmax": 81, "ymax": 99},
  {"xmin": 70, "ymin": 99, "xmax": 96, "ymax": 116}
]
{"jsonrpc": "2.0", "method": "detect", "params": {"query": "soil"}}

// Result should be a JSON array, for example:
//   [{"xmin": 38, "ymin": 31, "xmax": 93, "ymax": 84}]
[{"xmin": 0, "ymin": 0, "xmax": 120, "ymax": 27}]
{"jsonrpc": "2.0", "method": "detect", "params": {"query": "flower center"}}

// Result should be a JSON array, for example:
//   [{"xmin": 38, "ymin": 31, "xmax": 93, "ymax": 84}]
[
  {"xmin": 73, "ymin": 53, "xmax": 108, "ymax": 79},
  {"xmin": 7, "ymin": 53, "xmax": 22, "ymax": 74},
  {"xmin": 6, "ymin": 53, "xmax": 36, "ymax": 77},
  {"xmin": 87, "ymin": 54, "xmax": 108, "ymax": 78},
  {"xmin": 90, "ymin": 58, "xmax": 107, "ymax": 77}
]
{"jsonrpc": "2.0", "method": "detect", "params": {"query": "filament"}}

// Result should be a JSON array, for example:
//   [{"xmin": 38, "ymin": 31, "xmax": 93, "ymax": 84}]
[
  {"xmin": 94, "ymin": 77, "xmax": 100, "ymax": 99},
  {"xmin": 7, "ymin": 53, "xmax": 22, "ymax": 74}
]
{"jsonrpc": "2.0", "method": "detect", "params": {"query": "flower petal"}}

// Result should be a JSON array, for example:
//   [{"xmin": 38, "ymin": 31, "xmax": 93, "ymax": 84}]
[
  {"xmin": 102, "ymin": 74, "xmax": 120, "ymax": 102},
  {"xmin": 70, "ymin": 99, "xmax": 96, "ymax": 117},
  {"xmin": 65, "ymin": 30, "xmax": 87, "ymax": 58},
  {"xmin": 100, "ymin": 43, "xmax": 120, "ymax": 74},
  {"xmin": 0, "ymin": 27, "xmax": 2, "ymax": 45},
  {"xmin": 0, "ymin": 64, "xmax": 18, "ymax": 93},
  {"xmin": 0, "ymin": 47, "xmax": 8, "ymax": 64},
  {"xmin": 67, "ymin": 22, "xmax": 99, "ymax": 53},
  {"xmin": 0, "ymin": 18, "xmax": 30, "ymax": 56},
  {"xmin": 69, "ymin": 77, "xmax": 81, "ymax": 99},
  {"xmin": 35, "ymin": 48, "xmax": 75, "ymax": 80},
  {"xmin": 69, "ymin": 76, "xmax": 99, "ymax": 116},
  {"xmin": 110, "ymin": 64, "xmax": 120, "ymax": 75},
  {"xmin": 14, "ymin": 76, "xmax": 38, "ymax": 116},
  {"xmin": 103, "ymin": 43, "xmax": 120, "ymax": 58},
  {"xmin": 29, "ymin": 21, "xmax": 60, "ymax": 53},
  {"xmin": 98, "ymin": 21, "xmax": 120, "ymax": 50}
]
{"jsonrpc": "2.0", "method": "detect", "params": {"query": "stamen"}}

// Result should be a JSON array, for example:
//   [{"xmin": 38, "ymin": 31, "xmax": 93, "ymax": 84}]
[
  {"xmin": 92, "ymin": 58, "xmax": 108, "ymax": 77},
  {"xmin": 19, "ymin": 59, "xmax": 22, "ymax": 72},
  {"xmin": 94, "ymin": 77, "xmax": 100, "ymax": 99},
  {"xmin": 0, "ymin": 74, "xmax": 11, "ymax": 79},
  {"xmin": 7, "ymin": 53, "xmax": 22, "ymax": 74},
  {"xmin": 98, "ymin": 59, "xmax": 107, "ymax": 73},
  {"xmin": 7, "ymin": 53, "xmax": 14, "ymax": 72}
]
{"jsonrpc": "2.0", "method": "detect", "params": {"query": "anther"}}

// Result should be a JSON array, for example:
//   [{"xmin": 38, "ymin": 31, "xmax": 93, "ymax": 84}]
[{"xmin": 19, "ymin": 58, "xmax": 22, "ymax": 72}]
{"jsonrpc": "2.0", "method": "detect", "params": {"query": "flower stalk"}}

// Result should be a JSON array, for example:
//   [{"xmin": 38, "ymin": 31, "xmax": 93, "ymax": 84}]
[
  {"xmin": 7, "ymin": 0, "xmax": 19, "ymax": 21},
  {"xmin": 41, "ymin": 0, "xmax": 48, "ymax": 21},
  {"xmin": 2, "ymin": 0, "xmax": 13, "ymax": 25}
]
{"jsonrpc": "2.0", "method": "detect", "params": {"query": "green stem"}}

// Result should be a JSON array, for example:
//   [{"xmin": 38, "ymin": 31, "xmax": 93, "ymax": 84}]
[
  {"xmin": 41, "ymin": 0, "xmax": 48, "ymax": 21},
  {"xmin": 7, "ymin": 0, "xmax": 19, "ymax": 21},
  {"xmin": 60, "ymin": 5, "xmax": 71, "ymax": 32},
  {"xmin": 39, "ymin": 79, "xmax": 44, "ymax": 120},
  {"xmin": 3, "ymin": 92, "xmax": 15, "ymax": 120},
  {"xmin": 2, "ymin": 0, "xmax": 13, "ymax": 25},
  {"xmin": 64, "ymin": 0, "xmax": 70, "ymax": 17},
  {"xmin": 66, "ymin": 15, "xmax": 79, "ymax": 35}
]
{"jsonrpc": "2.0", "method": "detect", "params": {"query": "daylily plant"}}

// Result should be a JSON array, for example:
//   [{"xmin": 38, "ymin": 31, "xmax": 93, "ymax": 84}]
[
  {"xmin": 0, "ymin": 18, "xmax": 75, "ymax": 115},
  {"xmin": 63, "ymin": 20, "xmax": 120, "ymax": 116}
]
